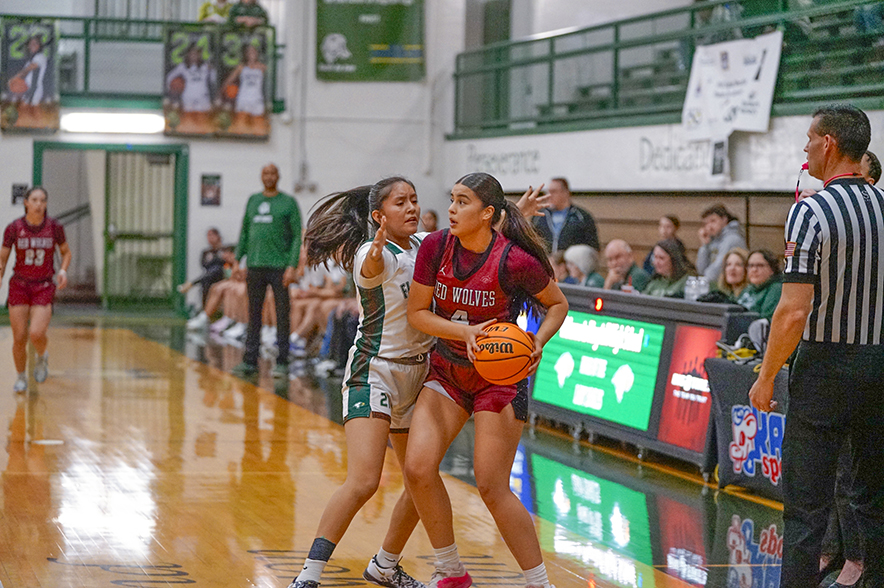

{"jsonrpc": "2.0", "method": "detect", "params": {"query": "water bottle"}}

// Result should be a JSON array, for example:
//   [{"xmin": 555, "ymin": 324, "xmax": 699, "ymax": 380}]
[
  {"xmin": 685, "ymin": 276, "xmax": 698, "ymax": 301},
  {"xmin": 696, "ymin": 276, "xmax": 710, "ymax": 298}
]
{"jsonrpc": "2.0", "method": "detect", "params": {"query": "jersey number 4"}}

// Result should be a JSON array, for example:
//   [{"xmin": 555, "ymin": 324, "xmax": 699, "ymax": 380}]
[
  {"xmin": 24, "ymin": 249, "xmax": 46, "ymax": 266},
  {"xmin": 451, "ymin": 309, "xmax": 469, "ymax": 324}
]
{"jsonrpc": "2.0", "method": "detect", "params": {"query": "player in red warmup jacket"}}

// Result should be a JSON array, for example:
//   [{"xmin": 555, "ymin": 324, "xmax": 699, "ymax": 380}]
[
  {"xmin": 0, "ymin": 187, "xmax": 72, "ymax": 393},
  {"xmin": 405, "ymin": 172, "xmax": 568, "ymax": 588}
]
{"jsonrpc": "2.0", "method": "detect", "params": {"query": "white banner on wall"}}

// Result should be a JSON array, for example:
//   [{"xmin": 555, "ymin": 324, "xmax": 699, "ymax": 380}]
[
  {"xmin": 682, "ymin": 30, "xmax": 783, "ymax": 140},
  {"xmin": 443, "ymin": 110, "xmax": 884, "ymax": 193}
]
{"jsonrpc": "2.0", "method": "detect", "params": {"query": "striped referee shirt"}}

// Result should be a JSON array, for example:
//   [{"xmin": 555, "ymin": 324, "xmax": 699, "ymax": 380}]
[{"xmin": 784, "ymin": 178, "xmax": 884, "ymax": 344}]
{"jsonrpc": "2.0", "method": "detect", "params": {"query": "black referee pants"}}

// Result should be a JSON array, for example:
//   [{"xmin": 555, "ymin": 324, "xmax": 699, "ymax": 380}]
[
  {"xmin": 243, "ymin": 267, "xmax": 290, "ymax": 367},
  {"xmin": 782, "ymin": 341, "xmax": 884, "ymax": 588}
]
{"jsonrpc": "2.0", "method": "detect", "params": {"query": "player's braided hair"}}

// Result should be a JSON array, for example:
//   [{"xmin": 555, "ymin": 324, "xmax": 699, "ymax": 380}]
[
  {"xmin": 455, "ymin": 172, "xmax": 554, "ymax": 319},
  {"xmin": 304, "ymin": 176, "xmax": 415, "ymax": 273}
]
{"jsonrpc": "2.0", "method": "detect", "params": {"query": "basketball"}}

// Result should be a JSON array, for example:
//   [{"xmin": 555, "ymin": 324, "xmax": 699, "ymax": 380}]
[
  {"xmin": 225, "ymin": 84, "xmax": 239, "ymax": 100},
  {"xmin": 8, "ymin": 77, "xmax": 28, "ymax": 94},
  {"xmin": 474, "ymin": 322, "xmax": 535, "ymax": 385},
  {"xmin": 169, "ymin": 76, "xmax": 185, "ymax": 96}
]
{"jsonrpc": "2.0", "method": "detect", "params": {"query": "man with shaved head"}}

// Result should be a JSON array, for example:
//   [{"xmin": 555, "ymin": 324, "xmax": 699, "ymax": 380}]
[
  {"xmin": 603, "ymin": 239, "xmax": 650, "ymax": 292},
  {"xmin": 232, "ymin": 163, "xmax": 301, "ymax": 377}
]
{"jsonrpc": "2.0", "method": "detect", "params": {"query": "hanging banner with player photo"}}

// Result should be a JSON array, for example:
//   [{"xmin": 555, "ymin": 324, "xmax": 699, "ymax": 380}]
[
  {"xmin": 1, "ymin": 18, "xmax": 60, "ymax": 132},
  {"xmin": 682, "ymin": 30, "xmax": 783, "ymax": 141},
  {"xmin": 316, "ymin": 0, "xmax": 424, "ymax": 82},
  {"xmin": 216, "ymin": 27, "xmax": 272, "ymax": 139},
  {"xmin": 163, "ymin": 25, "xmax": 218, "ymax": 136}
]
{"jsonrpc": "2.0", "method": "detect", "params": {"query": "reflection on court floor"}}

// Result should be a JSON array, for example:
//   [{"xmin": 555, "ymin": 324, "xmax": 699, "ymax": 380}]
[{"xmin": 0, "ymin": 325, "xmax": 783, "ymax": 588}]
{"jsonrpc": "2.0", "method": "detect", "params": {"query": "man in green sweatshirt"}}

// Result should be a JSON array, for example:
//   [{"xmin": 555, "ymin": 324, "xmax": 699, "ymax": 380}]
[{"xmin": 233, "ymin": 163, "xmax": 300, "ymax": 376}]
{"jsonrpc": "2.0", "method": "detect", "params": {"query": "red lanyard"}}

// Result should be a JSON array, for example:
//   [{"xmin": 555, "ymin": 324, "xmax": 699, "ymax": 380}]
[{"xmin": 823, "ymin": 172, "xmax": 860, "ymax": 187}]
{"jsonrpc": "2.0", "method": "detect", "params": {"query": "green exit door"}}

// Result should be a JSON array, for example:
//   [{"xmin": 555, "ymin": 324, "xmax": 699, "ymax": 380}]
[
  {"xmin": 104, "ymin": 151, "xmax": 176, "ymax": 308},
  {"xmin": 33, "ymin": 142, "xmax": 189, "ymax": 313}
]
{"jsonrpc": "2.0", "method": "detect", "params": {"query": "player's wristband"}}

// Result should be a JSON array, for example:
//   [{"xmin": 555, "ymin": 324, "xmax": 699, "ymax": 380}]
[{"xmin": 58, "ymin": 269, "xmax": 67, "ymax": 276}]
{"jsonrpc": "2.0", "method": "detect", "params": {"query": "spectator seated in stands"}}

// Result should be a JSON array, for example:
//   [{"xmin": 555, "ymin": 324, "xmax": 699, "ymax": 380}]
[
  {"xmin": 736, "ymin": 249, "xmax": 782, "ymax": 320},
  {"xmin": 198, "ymin": 0, "xmax": 231, "ymax": 23},
  {"xmin": 313, "ymin": 298, "xmax": 360, "ymax": 377},
  {"xmin": 643, "ymin": 215, "xmax": 687, "ymax": 275},
  {"xmin": 548, "ymin": 251, "xmax": 573, "ymax": 284},
  {"xmin": 288, "ymin": 262, "xmax": 350, "ymax": 358},
  {"xmin": 228, "ymin": 0, "xmax": 268, "ymax": 27},
  {"xmin": 198, "ymin": 255, "xmax": 250, "ymax": 341},
  {"xmin": 696, "ymin": 203, "xmax": 746, "ymax": 282},
  {"xmin": 533, "ymin": 177, "xmax": 599, "ymax": 252},
  {"xmin": 715, "ymin": 247, "xmax": 749, "ymax": 301},
  {"xmin": 563, "ymin": 244, "xmax": 604, "ymax": 287},
  {"xmin": 183, "ymin": 229, "xmax": 227, "ymax": 327},
  {"xmin": 603, "ymin": 239, "xmax": 651, "ymax": 292},
  {"xmin": 642, "ymin": 239, "xmax": 694, "ymax": 298}
]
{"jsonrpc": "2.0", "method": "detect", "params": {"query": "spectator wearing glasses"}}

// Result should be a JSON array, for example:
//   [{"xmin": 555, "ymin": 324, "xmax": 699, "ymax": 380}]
[{"xmin": 736, "ymin": 249, "xmax": 782, "ymax": 321}]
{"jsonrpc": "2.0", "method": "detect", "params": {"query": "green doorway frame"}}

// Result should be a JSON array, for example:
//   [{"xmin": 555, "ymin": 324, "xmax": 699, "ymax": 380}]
[{"xmin": 32, "ymin": 141, "xmax": 189, "ymax": 315}]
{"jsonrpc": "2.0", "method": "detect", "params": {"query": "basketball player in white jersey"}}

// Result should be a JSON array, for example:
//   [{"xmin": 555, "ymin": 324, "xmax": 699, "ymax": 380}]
[
  {"xmin": 285, "ymin": 178, "xmax": 547, "ymax": 588},
  {"xmin": 166, "ymin": 43, "xmax": 216, "ymax": 113}
]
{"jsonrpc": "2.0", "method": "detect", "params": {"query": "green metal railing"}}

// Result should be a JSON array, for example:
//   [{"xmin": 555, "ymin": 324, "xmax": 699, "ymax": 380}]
[
  {"xmin": 1, "ymin": 14, "xmax": 284, "ymax": 113},
  {"xmin": 452, "ymin": 0, "xmax": 884, "ymax": 138}
]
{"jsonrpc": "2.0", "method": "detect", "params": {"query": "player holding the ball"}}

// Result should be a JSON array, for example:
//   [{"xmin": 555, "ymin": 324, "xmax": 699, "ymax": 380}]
[
  {"xmin": 406, "ymin": 172, "xmax": 568, "ymax": 588},
  {"xmin": 285, "ymin": 176, "xmax": 548, "ymax": 588}
]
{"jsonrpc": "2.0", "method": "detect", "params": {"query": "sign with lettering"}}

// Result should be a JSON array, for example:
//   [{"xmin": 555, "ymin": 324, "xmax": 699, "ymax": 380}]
[
  {"xmin": 728, "ymin": 405, "xmax": 784, "ymax": 486},
  {"xmin": 657, "ymin": 325, "xmax": 721, "ymax": 452},
  {"xmin": 682, "ymin": 30, "xmax": 783, "ymax": 140},
  {"xmin": 532, "ymin": 310, "xmax": 665, "ymax": 431},
  {"xmin": 317, "ymin": 0, "xmax": 424, "ymax": 81}
]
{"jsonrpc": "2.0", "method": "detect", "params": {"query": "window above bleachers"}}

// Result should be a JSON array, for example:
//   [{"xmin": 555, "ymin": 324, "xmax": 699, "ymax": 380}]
[{"xmin": 452, "ymin": 0, "xmax": 884, "ymax": 138}]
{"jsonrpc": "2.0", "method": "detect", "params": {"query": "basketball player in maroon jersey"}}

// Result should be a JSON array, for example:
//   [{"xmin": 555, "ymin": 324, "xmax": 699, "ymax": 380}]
[
  {"xmin": 405, "ymin": 173, "xmax": 568, "ymax": 588},
  {"xmin": 0, "ymin": 187, "xmax": 71, "ymax": 393}
]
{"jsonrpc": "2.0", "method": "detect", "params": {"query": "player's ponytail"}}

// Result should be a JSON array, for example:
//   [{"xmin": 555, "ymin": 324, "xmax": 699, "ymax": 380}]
[
  {"xmin": 499, "ymin": 199, "xmax": 555, "ymax": 318},
  {"xmin": 498, "ymin": 199, "xmax": 553, "ymax": 276},
  {"xmin": 304, "ymin": 176, "xmax": 416, "ymax": 273},
  {"xmin": 455, "ymin": 172, "xmax": 554, "ymax": 318},
  {"xmin": 305, "ymin": 186, "xmax": 372, "ymax": 273}
]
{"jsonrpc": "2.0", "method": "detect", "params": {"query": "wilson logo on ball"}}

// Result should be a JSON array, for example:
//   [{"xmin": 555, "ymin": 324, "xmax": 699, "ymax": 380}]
[
  {"xmin": 474, "ymin": 322, "xmax": 535, "ymax": 385},
  {"xmin": 478, "ymin": 341, "xmax": 514, "ymax": 355}
]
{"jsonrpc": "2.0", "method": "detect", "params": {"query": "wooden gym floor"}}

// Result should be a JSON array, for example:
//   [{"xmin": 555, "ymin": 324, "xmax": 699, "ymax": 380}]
[{"xmin": 0, "ymin": 323, "xmax": 783, "ymax": 587}]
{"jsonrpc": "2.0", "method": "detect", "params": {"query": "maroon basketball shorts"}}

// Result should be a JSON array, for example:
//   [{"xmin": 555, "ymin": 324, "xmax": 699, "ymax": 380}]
[
  {"xmin": 424, "ymin": 350, "xmax": 528, "ymax": 421},
  {"xmin": 8, "ymin": 277, "xmax": 56, "ymax": 307}
]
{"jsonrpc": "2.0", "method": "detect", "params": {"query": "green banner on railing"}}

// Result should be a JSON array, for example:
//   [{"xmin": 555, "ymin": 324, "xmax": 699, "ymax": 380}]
[{"xmin": 316, "ymin": 0, "xmax": 424, "ymax": 82}]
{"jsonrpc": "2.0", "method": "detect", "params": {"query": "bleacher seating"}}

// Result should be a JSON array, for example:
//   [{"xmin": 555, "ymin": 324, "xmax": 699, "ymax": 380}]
[{"xmin": 453, "ymin": 0, "xmax": 884, "ymax": 136}]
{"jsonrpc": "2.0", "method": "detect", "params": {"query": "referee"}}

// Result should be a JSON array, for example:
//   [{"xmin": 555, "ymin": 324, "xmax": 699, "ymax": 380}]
[{"xmin": 749, "ymin": 104, "xmax": 884, "ymax": 588}]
